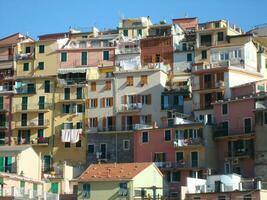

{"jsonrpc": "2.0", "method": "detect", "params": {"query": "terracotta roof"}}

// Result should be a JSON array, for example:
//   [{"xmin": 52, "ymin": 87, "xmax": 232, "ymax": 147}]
[{"xmin": 78, "ymin": 162, "xmax": 153, "ymax": 182}]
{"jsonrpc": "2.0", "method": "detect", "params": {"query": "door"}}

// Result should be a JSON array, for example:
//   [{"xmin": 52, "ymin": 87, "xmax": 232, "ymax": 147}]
[
  {"xmin": 51, "ymin": 182, "xmax": 59, "ymax": 194},
  {"xmin": 191, "ymin": 151, "xmax": 198, "ymax": 168},
  {"xmin": 244, "ymin": 118, "xmax": 252, "ymax": 133},
  {"xmin": 22, "ymin": 96, "xmax": 28, "ymax": 110},
  {"xmin": 39, "ymin": 96, "xmax": 45, "ymax": 109},
  {"xmin": 6, "ymin": 157, "xmax": 12, "ymax": 172},
  {"xmin": 0, "ymin": 157, "xmax": 4, "ymax": 172},
  {"xmin": 176, "ymin": 152, "xmax": 184, "ymax": 163},
  {"xmin": 38, "ymin": 113, "xmax": 44, "ymax": 126},
  {"xmin": 43, "ymin": 155, "xmax": 51, "ymax": 173},
  {"xmin": 76, "ymin": 87, "xmax": 83, "ymax": 99},
  {"xmin": 21, "ymin": 113, "xmax": 27, "ymax": 126},
  {"xmin": 0, "ymin": 97, "xmax": 3, "ymax": 110},
  {"xmin": 126, "ymin": 116, "xmax": 133, "ymax": 130}
]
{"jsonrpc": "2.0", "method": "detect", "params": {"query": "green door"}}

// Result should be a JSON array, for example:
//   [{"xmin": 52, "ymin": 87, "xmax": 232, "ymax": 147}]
[
  {"xmin": 191, "ymin": 151, "xmax": 198, "ymax": 168},
  {"xmin": 22, "ymin": 96, "xmax": 28, "ymax": 110},
  {"xmin": 0, "ymin": 97, "xmax": 3, "ymax": 110},
  {"xmin": 39, "ymin": 96, "xmax": 45, "ymax": 109},
  {"xmin": 51, "ymin": 182, "xmax": 58, "ymax": 194},
  {"xmin": 43, "ymin": 155, "xmax": 51, "ymax": 173},
  {"xmin": 7, "ymin": 157, "xmax": 12, "ymax": 172},
  {"xmin": 0, "ymin": 157, "xmax": 4, "ymax": 172},
  {"xmin": 64, "ymin": 88, "xmax": 70, "ymax": 100}
]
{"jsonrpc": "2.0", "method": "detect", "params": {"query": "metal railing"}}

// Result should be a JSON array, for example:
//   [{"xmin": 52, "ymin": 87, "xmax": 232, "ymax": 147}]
[
  {"xmin": 154, "ymin": 161, "xmax": 205, "ymax": 169},
  {"xmin": 14, "ymin": 103, "xmax": 53, "ymax": 112},
  {"xmin": 117, "ymin": 47, "xmax": 140, "ymax": 54},
  {"xmin": 256, "ymin": 101, "xmax": 267, "ymax": 110},
  {"xmin": 133, "ymin": 124, "xmax": 152, "ymax": 130},
  {"xmin": 173, "ymin": 138, "xmax": 204, "ymax": 147},
  {"xmin": 213, "ymin": 127, "xmax": 255, "ymax": 138},
  {"xmin": 14, "ymin": 119, "xmax": 50, "ymax": 128},
  {"xmin": 0, "ymin": 55, "xmax": 13, "ymax": 61},
  {"xmin": 15, "ymin": 87, "xmax": 36, "ymax": 94},
  {"xmin": 57, "ymin": 93, "xmax": 86, "ymax": 101},
  {"xmin": 119, "ymin": 103, "xmax": 143, "ymax": 112},
  {"xmin": 32, "ymin": 137, "xmax": 49, "ymax": 145},
  {"xmin": 16, "ymin": 53, "xmax": 34, "ymax": 60}
]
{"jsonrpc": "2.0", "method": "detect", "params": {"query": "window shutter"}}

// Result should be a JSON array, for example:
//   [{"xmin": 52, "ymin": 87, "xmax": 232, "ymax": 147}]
[
  {"xmin": 110, "ymin": 98, "xmax": 113, "ymax": 106},
  {"xmin": 102, "ymin": 117, "xmax": 106, "ymax": 129},
  {"xmin": 137, "ymin": 95, "xmax": 141, "ymax": 103},
  {"xmin": 121, "ymin": 116, "xmax": 125, "ymax": 130},
  {"xmin": 124, "ymin": 95, "xmax": 127, "ymax": 104},
  {"xmin": 101, "ymin": 98, "xmax": 105, "ymax": 108},
  {"xmin": 133, "ymin": 115, "xmax": 140, "ymax": 124},
  {"xmin": 84, "ymin": 118, "xmax": 88, "ymax": 128},
  {"xmin": 85, "ymin": 99, "xmax": 90, "ymax": 109},
  {"xmin": 95, "ymin": 99, "xmax": 98, "ymax": 108},
  {"xmin": 133, "ymin": 95, "xmax": 137, "ymax": 103},
  {"xmin": 147, "ymin": 94, "xmax": 152, "ymax": 105},
  {"xmin": 147, "ymin": 114, "xmax": 152, "ymax": 124}
]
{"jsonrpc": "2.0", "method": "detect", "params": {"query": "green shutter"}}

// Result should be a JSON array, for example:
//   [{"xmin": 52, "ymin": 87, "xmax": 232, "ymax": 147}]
[
  {"xmin": 64, "ymin": 88, "xmax": 70, "ymax": 100},
  {"xmin": 123, "ymin": 29, "xmax": 128, "ymax": 37},
  {"xmin": 81, "ymin": 52, "xmax": 87, "ymax": 65},
  {"xmin": 0, "ymin": 158, "xmax": 4, "ymax": 172},
  {"xmin": 44, "ymin": 80, "xmax": 50, "ymax": 93},
  {"xmin": 76, "ymin": 88, "xmax": 82, "ymax": 99},
  {"xmin": 23, "ymin": 63, "xmax": 29, "ymax": 71},
  {"xmin": 20, "ymin": 181, "xmax": 25, "ymax": 188},
  {"xmin": 7, "ymin": 157, "xmax": 12, "ymax": 172},
  {"xmin": 103, "ymin": 51, "xmax": 109, "ymax": 60},
  {"xmin": 0, "ymin": 97, "xmax": 3, "ymax": 110},
  {"xmin": 61, "ymin": 52, "xmax": 67, "ymax": 62},
  {"xmin": 38, "ymin": 62, "xmax": 44, "ymax": 70},
  {"xmin": 38, "ymin": 129, "xmax": 44, "ymax": 138},
  {"xmin": 39, "ymin": 96, "xmax": 45, "ymax": 109},
  {"xmin": 51, "ymin": 182, "xmax": 59, "ymax": 193},
  {"xmin": 33, "ymin": 183, "xmax": 37, "ymax": 191},
  {"xmin": 22, "ymin": 96, "xmax": 28, "ymax": 110}
]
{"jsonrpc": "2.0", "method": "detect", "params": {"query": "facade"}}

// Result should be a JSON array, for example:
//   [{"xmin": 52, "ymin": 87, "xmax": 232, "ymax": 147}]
[
  {"xmin": 133, "ymin": 119, "xmax": 216, "ymax": 197},
  {"xmin": 77, "ymin": 162, "xmax": 163, "ymax": 200}
]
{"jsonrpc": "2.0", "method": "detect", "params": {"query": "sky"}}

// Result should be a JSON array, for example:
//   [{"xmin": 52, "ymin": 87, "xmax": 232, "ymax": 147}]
[{"xmin": 0, "ymin": 0, "xmax": 267, "ymax": 39}]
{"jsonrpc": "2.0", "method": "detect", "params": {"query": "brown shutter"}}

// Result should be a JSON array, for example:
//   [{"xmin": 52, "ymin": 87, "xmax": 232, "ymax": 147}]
[
  {"xmin": 95, "ymin": 118, "xmax": 98, "ymax": 127},
  {"xmin": 84, "ymin": 118, "xmax": 88, "ymax": 128},
  {"xmin": 133, "ymin": 115, "xmax": 140, "ymax": 124},
  {"xmin": 147, "ymin": 94, "xmax": 152, "ymax": 105},
  {"xmin": 121, "ymin": 116, "xmax": 125, "ymax": 130},
  {"xmin": 133, "ymin": 95, "xmax": 137, "ymax": 103},
  {"xmin": 102, "ymin": 117, "xmax": 106, "ymax": 129},
  {"xmin": 124, "ymin": 95, "xmax": 127, "ymax": 104},
  {"xmin": 110, "ymin": 98, "xmax": 113, "ymax": 107},
  {"xmin": 137, "ymin": 95, "xmax": 141, "ymax": 103},
  {"xmin": 95, "ymin": 99, "xmax": 98, "ymax": 108},
  {"xmin": 102, "ymin": 98, "xmax": 105, "ymax": 108},
  {"xmin": 147, "ymin": 114, "xmax": 152, "ymax": 124},
  {"xmin": 85, "ymin": 99, "xmax": 90, "ymax": 109},
  {"xmin": 112, "ymin": 116, "xmax": 116, "ymax": 129}
]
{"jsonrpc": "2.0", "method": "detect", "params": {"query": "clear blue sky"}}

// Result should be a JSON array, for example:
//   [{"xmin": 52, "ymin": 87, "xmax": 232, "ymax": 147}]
[{"xmin": 0, "ymin": 0, "xmax": 266, "ymax": 39}]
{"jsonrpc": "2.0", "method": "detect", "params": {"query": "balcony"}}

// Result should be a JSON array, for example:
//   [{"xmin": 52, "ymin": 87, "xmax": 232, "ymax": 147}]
[
  {"xmin": 57, "ymin": 93, "xmax": 86, "ymax": 103},
  {"xmin": 117, "ymin": 47, "xmax": 140, "ymax": 54},
  {"xmin": 255, "ymin": 101, "xmax": 267, "ymax": 110},
  {"xmin": 31, "ymin": 137, "xmax": 49, "ymax": 146},
  {"xmin": 0, "ymin": 85, "xmax": 14, "ymax": 93},
  {"xmin": 154, "ymin": 161, "xmax": 205, "ymax": 170},
  {"xmin": 133, "ymin": 124, "xmax": 152, "ymax": 130},
  {"xmin": 193, "ymin": 102, "xmax": 213, "ymax": 110},
  {"xmin": 15, "ymin": 86, "xmax": 36, "ymax": 94},
  {"xmin": 16, "ymin": 53, "xmax": 34, "ymax": 60},
  {"xmin": 227, "ymin": 148, "xmax": 254, "ymax": 159},
  {"xmin": 173, "ymin": 138, "xmax": 204, "ymax": 148},
  {"xmin": 14, "ymin": 119, "xmax": 50, "ymax": 129},
  {"xmin": 98, "ymin": 126, "xmax": 116, "ymax": 133},
  {"xmin": 213, "ymin": 127, "xmax": 255, "ymax": 139},
  {"xmin": 57, "ymin": 78, "xmax": 88, "ymax": 87},
  {"xmin": 118, "ymin": 103, "xmax": 143, "ymax": 113},
  {"xmin": 0, "ymin": 164, "xmax": 17, "ymax": 173},
  {"xmin": 14, "ymin": 103, "xmax": 53, "ymax": 113}
]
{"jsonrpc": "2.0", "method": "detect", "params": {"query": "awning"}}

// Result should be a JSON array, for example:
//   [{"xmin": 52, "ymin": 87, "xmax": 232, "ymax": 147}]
[{"xmin": 57, "ymin": 67, "xmax": 88, "ymax": 74}]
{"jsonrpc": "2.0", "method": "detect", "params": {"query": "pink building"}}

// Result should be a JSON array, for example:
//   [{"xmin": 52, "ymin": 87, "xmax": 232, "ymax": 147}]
[
  {"xmin": 213, "ymin": 79, "xmax": 267, "ymax": 178},
  {"xmin": 133, "ymin": 122, "xmax": 215, "ymax": 197}
]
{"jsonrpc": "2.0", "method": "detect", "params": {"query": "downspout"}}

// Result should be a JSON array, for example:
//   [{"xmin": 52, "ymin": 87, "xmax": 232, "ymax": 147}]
[
  {"xmin": 8, "ymin": 93, "xmax": 12, "ymax": 145},
  {"xmin": 51, "ymin": 78, "xmax": 56, "ymax": 162}
]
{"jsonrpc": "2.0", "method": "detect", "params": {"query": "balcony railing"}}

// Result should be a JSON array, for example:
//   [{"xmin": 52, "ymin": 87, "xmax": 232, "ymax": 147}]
[
  {"xmin": 133, "ymin": 124, "xmax": 152, "ymax": 130},
  {"xmin": 15, "ymin": 87, "xmax": 36, "ymax": 94},
  {"xmin": 154, "ymin": 161, "xmax": 205, "ymax": 169},
  {"xmin": 31, "ymin": 137, "xmax": 49, "ymax": 145},
  {"xmin": 119, "ymin": 103, "xmax": 143, "ymax": 112},
  {"xmin": 98, "ymin": 126, "xmax": 116, "ymax": 132},
  {"xmin": 57, "ymin": 78, "xmax": 88, "ymax": 86},
  {"xmin": 0, "ymin": 55, "xmax": 13, "ymax": 62},
  {"xmin": 16, "ymin": 53, "xmax": 34, "ymax": 60},
  {"xmin": 255, "ymin": 101, "xmax": 267, "ymax": 110},
  {"xmin": 117, "ymin": 47, "xmax": 140, "ymax": 54},
  {"xmin": 173, "ymin": 138, "xmax": 204, "ymax": 147},
  {"xmin": 0, "ymin": 165, "xmax": 17, "ymax": 173},
  {"xmin": 227, "ymin": 148, "xmax": 254, "ymax": 158},
  {"xmin": 14, "ymin": 119, "xmax": 50, "ymax": 128},
  {"xmin": 213, "ymin": 127, "xmax": 255, "ymax": 138},
  {"xmin": 0, "ymin": 85, "xmax": 13, "ymax": 93},
  {"xmin": 57, "ymin": 93, "xmax": 86, "ymax": 102},
  {"xmin": 14, "ymin": 103, "xmax": 53, "ymax": 112}
]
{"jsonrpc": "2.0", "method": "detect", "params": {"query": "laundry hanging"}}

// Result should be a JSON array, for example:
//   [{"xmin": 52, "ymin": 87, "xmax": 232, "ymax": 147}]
[{"xmin": 61, "ymin": 129, "xmax": 82, "ymax": 143}]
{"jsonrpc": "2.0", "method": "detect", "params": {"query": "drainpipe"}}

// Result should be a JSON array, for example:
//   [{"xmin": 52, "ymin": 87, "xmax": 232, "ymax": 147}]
[
  {"xmin": 8, "ymin": 94, "xmax": 12, "ymax": 145},
  {"xmin": 51, "ymin": 79, "xmax": 56, "ymax": 160}
]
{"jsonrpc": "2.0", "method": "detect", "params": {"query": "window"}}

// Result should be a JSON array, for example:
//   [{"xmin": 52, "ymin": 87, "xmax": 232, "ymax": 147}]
[
  {"xmin": 106, "ymin": 97, "xmax": 113, "ymax": 107},
  {"xmin": 123, "ymin": 140, "xmax": 130, "ymax": 150},
  {"xmin": 38, "ymin": 62, "xmax": 44, "ymax": 70},
  {"xmin": 103, "ymin": 51, "xmax": 109, "ymax": 60},
  {"xmin": 22, "ymin": 96, "xmax": 28, "ymax": 110},
  {"xmin": 182, "ymin": 43, "xmax": 187, "ymax": 51},
  {"xmin": 64, "ymin": 142, "xmax": 70, "ymax": 148},
  {"xmin": 123, "ymin": 29, "xmax": 128, "ymax": 37},
  {"xmin": 88, "ymin": 144, "xmax": 94, "ymax": 153},
  {"xmin": 76, "ymin": 87, "xmax": 83, "ymax": 99},
  {"xmin": 138, "ymin": 29, "xmax": 142, "ymax": 36},
  {"xmin": 76, "ymin": 140, "xmax": 81, "ymax": 148},
  {"xmin": 220, "ymin": 52, "xmax": 229, "ymax": 60},
  {"xmin": 44, "ymin": 80, "xmax": 50, "ymax": 93},
  {"xmin": 62, "ymin": 104, "xmax": 71, "ymax": 113},
  {"xmin": 141, "ymin": 132, "xmax": 149, "ymax": 143},
  {"xmin": 39, "ymin": 96, "xmax": 45, "ymax": 109},
  {"xmin": 64, "ymin": 88, "xmax": 70, "ymax": 100},
  {"xmin": 61, "ymin": 52, "xmax": 67, "ymax": 62},
  {"xmin": 21, "ymin": 113, "xmax": 27, "ymax": 126},
  {"xmin": 38, "ymin": 129, "xmax": 44, "ymax": 138},
  {"xmin": 23, "ymin": 63, "xmax": 29, "ymax": 71},
  {"xmin": 244, "ymin": 118, "xmax": 252, "ymax": 133},
  {"xmin": 77, "ymin": 104, "xmax": 85, "ymax": 113},
  {"xmin": 201, "ymin": 50, "xmax": 207, "ymax": 59},
  {"xmin": 156, "ymin": 54, "xmax": 161, "ymax": 62},
  {"xmin": 217, "ymin": 32, "xmax": 224, "ymax": 41},
  {"xmin": 81, "ymin": 52, "xmax": 87, "ymax": 65},
  {"xmin": 222, "ymin": 121, "xmax": 229, "ymax": 135},
  {"xmin": 176, "ymin": 152, "xmax": 184, "ymax": 163},
  {"xmin": 119, "ymin": 183, "xmax": 128, "ymax": 196},
  {"xmin": 140, "ymin": 75, "xmax": 148, "ymax": 86},
  {"xmin": 222, "ymin": 104, "xmax": 228, "ymax": 115},
  {"xmin": 82, "ymin": 183, "xmax": 91, "ymax": 198},
  {"xmin": 100, "ymin": 143, "xmax": 107, "ymax": 159},
  {"xmin": 171, "ymin": 171, "xmax": 181, "ymax": 182},
  {"xmin": 187, "ymin": 53, "xmax": 192, "ymax": 62},
  {"xmin": 164, "ymin": 130, "xmax": 171, "ymax": 141},
  {"xmin": 38, "ymin": 113, "xmax": 44, "ymax": 125},
  {"xmin": 42, "ymin": 155, "xmax": 51, "ymax": 173},
  {"xmin": 191, "ymin": 151, "xmax": 198, "ymax": 168},
  {"xmin": 105, "ymin": 80, "xmax": 111, "ymax": 90},
  {"xmin": 91, "ymin": 82, "xmax": 96, "ymax": 91},
  {"xmin": 234, "ymin": 50, "xmax": 242, "ymax": 58},
  {"xmin": 89, "ymin": 118, "xmax": 98, "ymax": 128},
  {"xmin": 264, "ymin": 112, "xmax": 267, "ymax": 124},
  {"xmin": 153, "ymin": 153, "xmax": 166, "ymax": 162},
  {"xmin": 126, "ymin": 76, "xmax": 134, "ymax": 86},
  {"xmin": 193, "ymin": 197, "xmax": 201, "ymax": 200},
  {"xmin": 161, "ymin": 95, "xmax": 169, "ymax": 109},
  {"xmin": 25, "ymin": 46, "xmax": 31, "ymax": 53},
  {"xmin": 39, "ymin": 45, "xmax": 45, "ymax": 53},
  {"xmin": 90, "ymin": 99, "xmax": 98, "ymax": 108}
]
